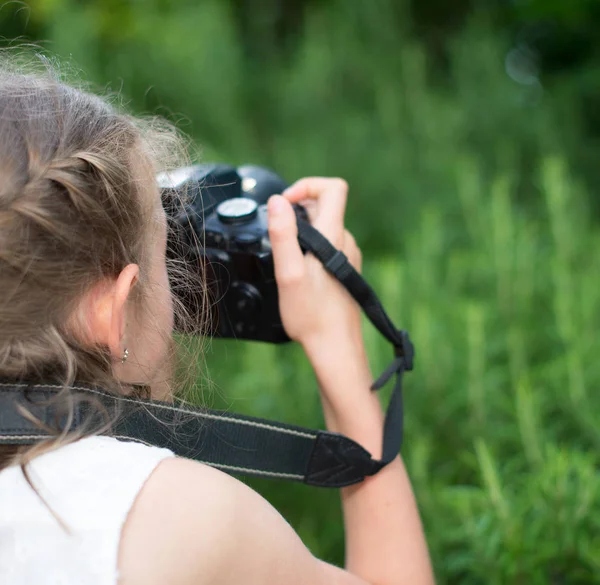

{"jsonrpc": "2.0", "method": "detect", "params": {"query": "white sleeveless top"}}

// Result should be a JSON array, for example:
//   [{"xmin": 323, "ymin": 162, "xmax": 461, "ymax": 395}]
[{"xmin": 0, "ymin": 436, "xmax": 174, "ymax": 585}]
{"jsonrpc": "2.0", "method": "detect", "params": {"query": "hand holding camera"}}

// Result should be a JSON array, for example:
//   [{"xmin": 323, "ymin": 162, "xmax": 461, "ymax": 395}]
[
  {"xmin": 267, "ymin": 177, "xmax": 363, "ymax": 354},
  {"xmin": 160, "ymin": 164, "xmax": 362, "ymax": 351},
  {"xmin": 160, "ymin": 163, "xmax": 381, "ymax": 433}
]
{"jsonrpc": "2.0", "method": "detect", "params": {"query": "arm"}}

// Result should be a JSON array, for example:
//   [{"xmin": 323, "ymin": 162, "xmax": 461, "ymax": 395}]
[
  {"xmin": 305, "ymin": 339, "xmax": 434, "ymax": 585},
  {"xmin": 268, "ymin": 177, "xmax": 435, "ymax": 585}
]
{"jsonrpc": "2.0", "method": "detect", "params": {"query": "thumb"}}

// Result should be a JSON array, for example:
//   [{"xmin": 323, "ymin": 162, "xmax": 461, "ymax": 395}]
[{"xmin": 267, "ymin": 195, "xmax": 305, "ymax": 287}]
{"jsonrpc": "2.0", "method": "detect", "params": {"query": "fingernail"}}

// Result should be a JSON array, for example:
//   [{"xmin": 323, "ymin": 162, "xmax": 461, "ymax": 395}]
[{"xmin": 268, "ymin": 195, "xmax": 285, "ymax": 215}]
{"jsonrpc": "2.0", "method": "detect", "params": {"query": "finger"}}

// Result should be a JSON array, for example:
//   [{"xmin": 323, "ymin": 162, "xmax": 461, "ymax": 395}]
[
  {"xmin": 267, "ymin": 195, "xmax": 305, "ymax": 288},
  {"xmin": 343, "ymin": 230, "xmax": 362, "ymax": 272},
  {"xmin": 284, "ymin": 178, "xmax": 348, "ymax": 242},
  {"xmin": 343, "ymin": 229, "xmax": 356, "ymax": 248},
  {"xmin": 283, "ymin": 177, "xmax": 348, "ymax": 204},
  {"xmin": 291, "ymin": 199, "xmax": 320, "ymax": 227}
]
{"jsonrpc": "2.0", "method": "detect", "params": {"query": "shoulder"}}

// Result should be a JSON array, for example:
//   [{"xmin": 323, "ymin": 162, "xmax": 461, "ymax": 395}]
[
  {"xmin": 118, "ymin": 457, "xmax": 365, "ymax": 585},
  {"xmin": 118, "ymin": 458, "xmax": 291, "ymax": 585}
]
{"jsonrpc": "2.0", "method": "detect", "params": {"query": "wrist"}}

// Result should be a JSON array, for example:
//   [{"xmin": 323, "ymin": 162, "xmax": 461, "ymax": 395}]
[
  {"xmin": 304, "ymin": 343, "xmax": 373, "ymax": 401},
  {"xmin": 301, "ymin": 328, "xmax": 367, "ymax": 370},
  {"xmin": 302, "ymin": 331, "xmax": 371, "ymax": 389},
  {"xmin": 301, "ymin": 336, "xmax": 386, "ymax": 457}
]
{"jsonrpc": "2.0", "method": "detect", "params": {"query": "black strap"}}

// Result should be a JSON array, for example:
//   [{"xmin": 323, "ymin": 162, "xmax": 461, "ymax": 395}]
[
  {"xmin": 296, "ymin": 219, "xmax": 414, "ymax": 463},
  {"xmin": 0, "ymin": 382, "xmax": 382, "ymax": 487},
  {"xmin": 0, "ymin": 221, "xmax": 414, "ymax": 488}
]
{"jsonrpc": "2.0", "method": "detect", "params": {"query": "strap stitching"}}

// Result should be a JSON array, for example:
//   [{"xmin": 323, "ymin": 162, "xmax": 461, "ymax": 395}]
[
  {"xmin": 0, "ymin": 384, "xmax": 315, "ymax": 440},
  {"xmin": 0, "ymin": 434, "xmax": 47, "ymax": 441},
  {"xmin": 0, "ymin": 433, "xmax": 305, "ymax": 480},
  {"xmin": 206, "ymin": 462, "xmax": 303, "ymax": 480},
  {"xmin": 113, "ymin": 436, "xmax": 305, "ymax": 478}
]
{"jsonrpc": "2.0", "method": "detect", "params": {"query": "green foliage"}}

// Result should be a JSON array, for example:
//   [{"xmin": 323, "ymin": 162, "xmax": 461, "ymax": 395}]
[
  {"xmin": 4, "ymin": 0, "xmax": 571, "ymax": 252},
  {"xmin": 1, "ymin": 0, "xmax": 599, "ymax": 581}
]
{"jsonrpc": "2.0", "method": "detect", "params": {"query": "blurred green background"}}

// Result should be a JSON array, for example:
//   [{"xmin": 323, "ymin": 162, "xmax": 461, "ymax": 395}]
[{"xmin": 2, "ymin": 0, "xmax": 600, "ymax": 582}]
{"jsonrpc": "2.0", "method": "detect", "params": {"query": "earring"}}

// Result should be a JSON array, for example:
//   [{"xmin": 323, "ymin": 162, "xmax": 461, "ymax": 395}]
[{"xmin": 121, "ymin": 348, "xmax": 129, "ymax": 364}]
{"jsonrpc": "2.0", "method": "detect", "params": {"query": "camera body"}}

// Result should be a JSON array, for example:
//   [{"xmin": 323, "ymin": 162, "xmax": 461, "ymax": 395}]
[{"xmin": 159, "ymin": 164, "xmax": 306, "ymax": 343}]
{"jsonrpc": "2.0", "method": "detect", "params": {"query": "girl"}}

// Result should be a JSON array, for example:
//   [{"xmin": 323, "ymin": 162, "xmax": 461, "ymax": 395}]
[{"xmin": 0, "ymin": 61, "xmax": 435, "ymax": 585}]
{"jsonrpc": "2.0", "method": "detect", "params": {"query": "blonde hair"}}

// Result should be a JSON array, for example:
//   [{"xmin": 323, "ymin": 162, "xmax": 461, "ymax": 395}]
[{"xmin": 0, "ymin": 55, "xmax": 203, "ymax": 472}]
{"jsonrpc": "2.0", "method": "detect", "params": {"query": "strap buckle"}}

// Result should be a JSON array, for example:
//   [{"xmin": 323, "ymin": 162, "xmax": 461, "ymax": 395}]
[
  {"xmin": 324, "ymin": 250, "xmax": 353, "ymax": 280},
  {"xmin": 394, "ymin": 330, "xmax": 414, "ymax": 371}
]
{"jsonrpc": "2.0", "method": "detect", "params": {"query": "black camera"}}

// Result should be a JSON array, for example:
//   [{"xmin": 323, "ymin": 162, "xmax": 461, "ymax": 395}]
[{"xmin": 158, "ymin": 163, "xmax": 307, "ymax": 343}]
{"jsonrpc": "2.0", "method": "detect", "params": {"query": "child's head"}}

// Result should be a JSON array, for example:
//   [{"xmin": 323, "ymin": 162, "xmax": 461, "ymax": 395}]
[{"xmin": 0, "ymin": 60, "xmax": 187, "ymax": 398}]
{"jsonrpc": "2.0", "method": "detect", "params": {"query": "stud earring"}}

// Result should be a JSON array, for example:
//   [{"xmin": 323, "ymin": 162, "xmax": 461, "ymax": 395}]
[{"xmin": 121, "ymin": 348, "xmax": 129, "ymax": 364}]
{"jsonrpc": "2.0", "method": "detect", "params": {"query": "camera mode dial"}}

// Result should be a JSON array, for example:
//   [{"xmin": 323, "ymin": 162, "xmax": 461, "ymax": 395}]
[{"xmin": 217, "ymin": 198, "xmax": 258, "ymax": 224}]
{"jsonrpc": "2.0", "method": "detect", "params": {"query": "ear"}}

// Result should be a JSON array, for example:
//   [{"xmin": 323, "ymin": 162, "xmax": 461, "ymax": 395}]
[{"xmin": 91, "ymin": 264, "xmax": 140, "ymax": 360}]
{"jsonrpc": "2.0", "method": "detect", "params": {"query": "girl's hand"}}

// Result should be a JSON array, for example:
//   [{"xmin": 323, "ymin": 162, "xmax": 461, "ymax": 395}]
[{"xmin": 267, "ymin": 177, "xmax": 363, "ymax": 355}]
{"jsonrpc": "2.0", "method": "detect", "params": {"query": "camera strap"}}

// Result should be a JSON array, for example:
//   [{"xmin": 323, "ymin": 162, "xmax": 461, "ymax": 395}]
[
  {"xmin": 295, "ymin": 219, "xmax": 414, "ymax": 463},
  {"xmin": 0, "ymin": 223, "xmax": 413, "ymax": 488}
]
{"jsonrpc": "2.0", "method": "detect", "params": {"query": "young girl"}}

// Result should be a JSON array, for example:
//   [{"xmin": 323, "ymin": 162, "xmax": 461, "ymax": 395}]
[{"xmin": 0, "ymin": 61, "xmax": 435, "ymax": 585}]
